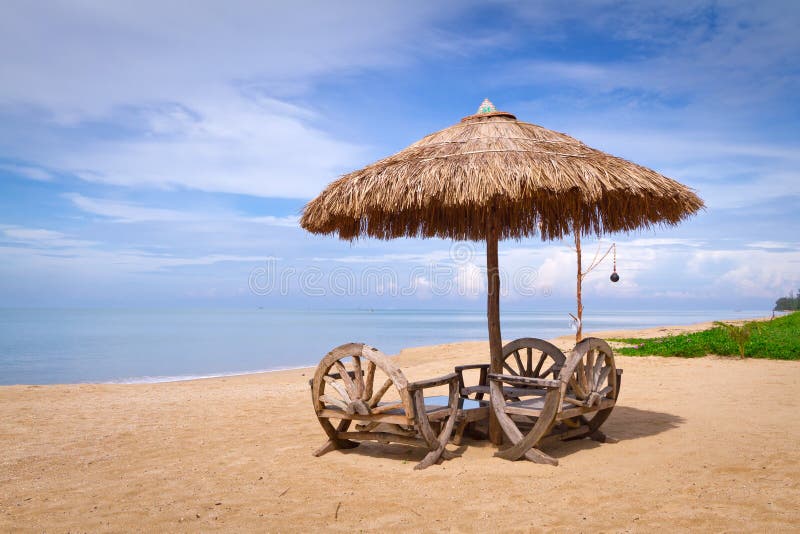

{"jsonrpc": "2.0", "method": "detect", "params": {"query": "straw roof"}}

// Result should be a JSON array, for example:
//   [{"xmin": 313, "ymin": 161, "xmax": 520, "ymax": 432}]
[{"xmin": 301, "ymin": 99, "xmax": 704, "ymax": 241}]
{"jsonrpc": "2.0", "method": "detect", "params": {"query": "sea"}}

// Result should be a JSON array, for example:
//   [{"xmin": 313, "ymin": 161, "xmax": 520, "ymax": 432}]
[{"xmin": 0, "ymin": 308, "xmax": 768, "ymax": 386}]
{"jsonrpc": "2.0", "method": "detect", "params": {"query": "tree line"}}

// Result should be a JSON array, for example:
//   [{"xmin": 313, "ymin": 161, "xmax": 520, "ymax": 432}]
[{"xmin": 774, "ymin": 289, "xmax": 800, "ymax": 311}]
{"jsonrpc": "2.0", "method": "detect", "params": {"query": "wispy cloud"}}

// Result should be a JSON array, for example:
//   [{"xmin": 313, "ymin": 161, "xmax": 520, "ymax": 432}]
[
  {"xmin": 0, "ymin": 163, "xmax": 54, "ymax": 181},
  {"xmin": 65, "ymin": 193, "xmax": 299, "ymax": 227},
  {"xmin": 1, "ymin": 225, "xmax": 96, "ymax": 248}
]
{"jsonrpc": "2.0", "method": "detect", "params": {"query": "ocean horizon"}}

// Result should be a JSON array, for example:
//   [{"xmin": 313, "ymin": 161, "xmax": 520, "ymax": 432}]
[{"xmin": 0, "ymin": 307, "xmax": 771, "ymax": 386}]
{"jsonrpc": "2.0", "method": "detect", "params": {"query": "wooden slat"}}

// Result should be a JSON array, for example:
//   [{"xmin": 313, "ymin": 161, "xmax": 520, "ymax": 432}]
[
  {"xmin": 317, "ymin": 409, "xmax": 412, "ymax": 426},
  {"xmin": 539, "ymin": 424, "xmax": 591, "ymax": 445},
  {"xmin": 371, "ymin": 402, "xmax": 405, "ymax": 415},
  {"xmin": 407, "ymin": 372, "xmax": 457, "ymax": 391},
  {"xmin": 488, "ymin": 373, "xmax": 561, "ymax": 389},
  {"xmin": 556, "ymin": 398, "xmax": 615, "ymax": 420},
  {"xmin": 338, "ymin": 432, "xmax": 425, "ymax": 448}
]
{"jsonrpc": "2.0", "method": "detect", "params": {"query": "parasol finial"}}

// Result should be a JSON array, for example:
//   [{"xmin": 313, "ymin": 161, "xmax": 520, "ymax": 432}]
[{"xmin": 477, "ymin": 98, "xmax": 496, "ymax": 114}]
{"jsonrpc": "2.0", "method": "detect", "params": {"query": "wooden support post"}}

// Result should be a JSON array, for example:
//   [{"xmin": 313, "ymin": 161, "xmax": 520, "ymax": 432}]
[
  {"xmin": 486, "ymin": 214, "xmax": 503, "ymax": 445},
  {"xmin": 574, "ymin": 223, "xmax": 583, "ymax": 344}
]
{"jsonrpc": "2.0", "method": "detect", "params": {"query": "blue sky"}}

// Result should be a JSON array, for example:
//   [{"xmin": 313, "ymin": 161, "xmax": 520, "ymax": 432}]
[{"xmin": 0, "ymin": 0, "xmax": 798, "ymax": 311}]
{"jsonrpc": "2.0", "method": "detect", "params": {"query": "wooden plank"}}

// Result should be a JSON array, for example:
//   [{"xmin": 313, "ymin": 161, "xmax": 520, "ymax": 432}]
[
  {"xmin": 317, "ymin": 409, "xmax": 412, "ymax": 426},
  {"xmin": 338, "ymin": 432, "xmax": 426, "ymax": 448},
  {"xmin": 407, "ymin": 372, "xmax": 458, "ymax": 391},
  {"xmin": 556, "ymin": 398, "xmax": 615, "ymax": 420},
  {"xmin": 539, "ymin": 424, "xmax": 591, "ymax": 445},
  {"xmin": 488, "ymin": 373, "xmax": 560, "ymax": 389},
  {"xmin": 371, "ymin": 402, "xmax": 405, "ymax": 415}
]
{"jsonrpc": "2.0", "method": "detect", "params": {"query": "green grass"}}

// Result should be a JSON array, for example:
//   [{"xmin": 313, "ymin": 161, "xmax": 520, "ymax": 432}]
[{"xmin": 609, "ymin": 312, "xmax": 800, "ymax": 360}]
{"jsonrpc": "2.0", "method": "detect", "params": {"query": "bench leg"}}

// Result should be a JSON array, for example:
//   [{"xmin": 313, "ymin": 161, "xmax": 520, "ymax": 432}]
[
  {"xmin": 314, "ymin": 419, "xmax": 359, "ymax": 456},
  {"xmin": 451, "ymin": 419, "xmax": 469, "ymax": 445},
  {"xmin": 523, "ymin": 448, "xmax": 558, "ymax": 466},
  {"xmin": 589, "ymin": 430, "xmax": 619, "ymax": 444}
]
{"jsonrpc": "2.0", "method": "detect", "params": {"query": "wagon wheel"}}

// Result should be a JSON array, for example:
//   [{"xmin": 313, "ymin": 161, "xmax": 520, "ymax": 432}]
[
  {"xmin": 502, "ymin": 338, "xmax": 566, "ymax": 381},
  {"xmin": 501, "ymin": 338, "xmax": 566, "ymax": 405},
  {"xmin": 311, "ymin": 343, "xmax": 414, "ymax": 455},
  {"xmin": 562, "ymin": 337, "xmax": 619, "ymax": 440}
]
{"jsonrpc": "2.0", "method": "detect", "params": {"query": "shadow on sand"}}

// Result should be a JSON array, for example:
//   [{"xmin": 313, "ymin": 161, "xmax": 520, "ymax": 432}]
[
  {"xmin": 321, "ymin": 406, "xmax": 685, "ymax": 465},
  {"xmin": 544, "ymin": 405, "xmax": 686, "ymax": 459}
]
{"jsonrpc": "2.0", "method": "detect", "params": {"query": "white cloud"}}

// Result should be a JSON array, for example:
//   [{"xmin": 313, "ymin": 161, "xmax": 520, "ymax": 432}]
[
  {"xmin": 65, "ymin": 193, "xmax": 299, "ymax": 227},
  {"xmin": 1, "ymin": 226, "xmax": 96, "ymax": 248},
  {"xmin": 37, "ymin": 92, "xmax": 365, "ymax": 198},
  {"xmin": 0, "ymin": 163, "xmax": 54, "ymax": 181},
  {"xmin": 687, "ymin": 248, "xmax": 800, "ymax": 298},
  {"xmin": 0, "ymin": 241, "xmax": 270, "ymax": 273},
  {"xmin": 65, "ymin": 193, "xmax": 197, "ymax": 223},
  {"xmin": 746, "ymin": 241, "xmax": 797, "ymax": 250},
  {"xmin": 0, "ymin": 1, "xmax": 475, "ymax": 198},
  {"xmin": 0, "ymin": 2, "xmax": 456, "ymax": 120},
  {"xmin": 454, "ymin": 262, "xmax": 484, "ymax": 299}
]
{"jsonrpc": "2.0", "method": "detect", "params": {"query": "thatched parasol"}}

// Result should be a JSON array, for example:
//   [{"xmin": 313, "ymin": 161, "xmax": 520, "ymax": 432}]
[{"xmin": 301, "ymin": 99, "xmax": 703, "ymax": 443}]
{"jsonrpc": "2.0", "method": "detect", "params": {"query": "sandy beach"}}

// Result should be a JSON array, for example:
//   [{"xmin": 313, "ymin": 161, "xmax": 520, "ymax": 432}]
[{"xmin": 2, "ymin": 320, "xmax": 799, "ymax": 532}]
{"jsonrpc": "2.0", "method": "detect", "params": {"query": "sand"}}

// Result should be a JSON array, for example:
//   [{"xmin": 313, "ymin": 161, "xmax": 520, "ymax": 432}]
[{"xmin": 2, "ymin": 321, "xmax": 799, "ymax": 532}]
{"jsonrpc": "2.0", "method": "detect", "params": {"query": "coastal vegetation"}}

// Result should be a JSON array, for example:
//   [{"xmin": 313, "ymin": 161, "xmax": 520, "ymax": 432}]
[
  {"xmin": 774, "ymin": 290, "xmax": 800, "ymax": 311},
  {"xmin": 610, "ymin": 312, "xmax": 799, "ymax": 360}
]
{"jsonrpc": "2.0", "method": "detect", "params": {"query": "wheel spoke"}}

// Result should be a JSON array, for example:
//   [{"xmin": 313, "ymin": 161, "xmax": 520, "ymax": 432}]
[
  {"xmin": 597, "ymin": 365, "xmax": 612, "ymax": 392},
  {"xmin": 570, "ymin": 374, "xmax": 588, "ymax": 400},
  {"xmin": 540, "ymin": 361, "xmax": 557, "ymax": 378},
  {"xmin": 320, "ymin": 394, "xmax": 348, "ymax": 411},
  {"xmin": 585, "ymin": 349, "xmax": 595, "ymax": 386},
  {"xmin": 323, "ymin": 375, "xmax": 351, "ymax": 402},
  {"xmin": 592, "ymin": 352, "xmax": 604, "ymax": 388},
  {"xmin": 575, "ymin": 359, "xmax": 586, "ymax": 392},
  {"xmin": 362, "ymin": 360, "xmax": 376, "ymax": 401},
  {"xmin": 513, "ymin": 350, "xmax": 525, "ymax": 375},
  {"xmin": 352, "ymin": 355, "xmax": 364, "ymax": 398},
  {"xmin": 369, "ymin": 378, "xmax": 393, "ymax": 408},
  {"xmin": 334, "ymin": 361, "xmax": 357, "ymax": 399},
  {"xmin": 532, "ymin": 353, "xmax": 547, "ymax": 377},
  {"xmin": 502, "ymin": 361, "xmax": 519, "ymax": 376},
  {"xmin": 526, "ymin": 348, "xmax": 533, "ymax": 376}
]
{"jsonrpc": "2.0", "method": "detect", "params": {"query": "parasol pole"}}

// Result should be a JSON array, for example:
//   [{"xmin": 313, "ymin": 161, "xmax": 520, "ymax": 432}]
[
  {"xmin": 574, "ymin": 222, "xmax": 583, "ymax": 344},
  {"xmin": 486, "ymin": 211, "xmax": 503, "ymax": 445}
]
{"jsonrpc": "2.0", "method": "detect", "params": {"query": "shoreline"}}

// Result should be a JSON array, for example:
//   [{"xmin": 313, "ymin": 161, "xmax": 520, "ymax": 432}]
[{"xmin": 1, "ymin": 314, "xmax": 779, "ymax": 388}]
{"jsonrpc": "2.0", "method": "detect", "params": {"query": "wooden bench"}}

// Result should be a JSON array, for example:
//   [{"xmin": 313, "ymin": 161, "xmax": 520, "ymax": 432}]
[
  {"xmin": 489, "ymin": 337, "xmax": 623, "ymax": 465},
  {"xmin": 310, "ymin": 343, "xmax": 460, "ymax": 470}
]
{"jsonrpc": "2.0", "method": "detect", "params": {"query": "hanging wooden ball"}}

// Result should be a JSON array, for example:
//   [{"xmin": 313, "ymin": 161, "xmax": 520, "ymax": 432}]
[{"xmin": 610, "ymin": 271, "xmax": 620, "ymax": 283}]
